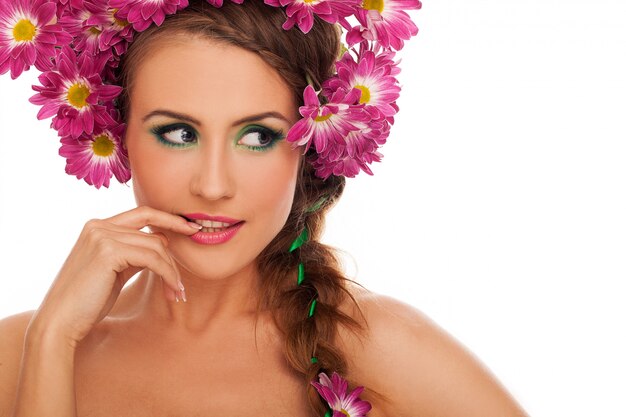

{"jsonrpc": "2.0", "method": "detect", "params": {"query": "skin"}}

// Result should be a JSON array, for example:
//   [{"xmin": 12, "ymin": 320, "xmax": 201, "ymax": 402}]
[
  {"xmin": 0, "ymin": 36, "xmax": 529, "ymax": 417},
  {"xmin": 120, "ymin": 35, "xmax": 303, "ymax": 332}
]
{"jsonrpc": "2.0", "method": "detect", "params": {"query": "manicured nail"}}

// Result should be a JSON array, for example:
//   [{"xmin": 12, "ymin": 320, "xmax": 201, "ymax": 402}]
[
  {"xmin": 187, "ymin": 221, "xmax": 203, "ymax": 230},
  {"xmin": 178, "ymin": 280, "xmax": 185, "ymax": 292},
  {"xmin": 175, "ymin": 295, "xmax": 180, "ymax": 303},
  {"xmin": 181, "ymin": 288, "xmax": 187, "ymax": 303}
]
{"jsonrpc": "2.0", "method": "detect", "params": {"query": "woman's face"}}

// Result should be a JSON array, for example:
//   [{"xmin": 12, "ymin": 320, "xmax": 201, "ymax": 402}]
[{"xmin": 124, "ymin": 36, "xmax": 302, "ymax": 282}]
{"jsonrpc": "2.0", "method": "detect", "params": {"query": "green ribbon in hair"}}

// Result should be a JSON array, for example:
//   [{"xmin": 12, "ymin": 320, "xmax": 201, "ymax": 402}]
[{"xmin": 289, "ymin": 227, "xmax": 309, "ymax": 252}]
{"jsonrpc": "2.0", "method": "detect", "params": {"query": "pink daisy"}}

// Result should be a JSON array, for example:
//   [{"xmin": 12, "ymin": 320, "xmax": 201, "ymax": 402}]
[
  {"xmin": 29, "ymin": 45, "xmax": 122, "ymax": 138},
  {"xmin": 0, "ymin": 0, "xmax": 72, "ymax": 79},
  {"xmin": 313, "ymin": 113, "xmax": 389, "ymax": 178},
  {"xmin": 264, "ymin": 0, "xmax": 360, "ymax": 34},
  {"xmin": 286, "ymin": 85, "xmax": 368, "ymax": 154},
  {"xmin": 55, "ymin": 0, "xmax": 85, "ymax": 18},
  {"xmin": 312, "ymin": 141, "xmax": 383, "ymax": 178},
  {"xmin": 348, "ymin": 0, "xmax": 421, "ymax": 51},
  {"xmin": 108, "ymin": 0, "xmax": 190, "ymax": 32},
  {"xmin": 59, "ymin": 5, "xmax": 110, "ymax": 61},
  {"xmin": 311, "ymin": 372, "xmax": 372, "ymax": 417},
  {"xmin": 97, "ymin": 8, "xmax": 135, "ymax": 57},
  {"xmin": 58, "ymin": 119, "xmax": 131, "ymax": 189},
  {"xmin": 58, "ymin": 0, "xmax": 134, "ymax": 61},
  {"xmin": 323, "ymin": 41, "xmax": 401, "ymax": 123}
]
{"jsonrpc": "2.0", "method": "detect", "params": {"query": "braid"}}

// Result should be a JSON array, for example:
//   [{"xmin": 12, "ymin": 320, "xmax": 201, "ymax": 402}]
[{"xmin": 257, "ymin": 156, "xmax": 367, "ymax": 416}]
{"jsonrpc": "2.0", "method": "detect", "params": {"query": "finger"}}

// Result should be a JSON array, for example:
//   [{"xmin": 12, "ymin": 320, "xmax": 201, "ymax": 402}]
[
  {"xmin": 103, "ymin": 206, "xmax": 202, "ymax": 235},
  {"xmin": 163, "ymin": 283, "xmax": 178, "ymax": 303},
  {"xmin": 112, "ymin": 241, "xmax": 181, "ymax": 296},
  {"xmin": 82, "ymin": 224, "xmax": 181, "ymax": 297},
  {"xmin": 169, "ymin": 258, "xmax": 186, "ymax": 302},
  {"xmin": 82, "ymin": 219, "xmax": 171, "ymax": 248},
  {"xmin": 84, "ymin": 227, "xmax": 176, "ymax": 274}
]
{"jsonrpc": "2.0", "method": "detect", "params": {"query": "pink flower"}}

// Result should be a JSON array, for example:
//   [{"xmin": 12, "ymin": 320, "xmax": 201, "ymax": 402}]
[
  {"xmin": 313, "ymin": 112, "xmax": 390, "ymax": 178},
  {"xmin": 323, "ymin": 41, "xmax": 401, "ymax": 123},
  {"xmin": 55, "ymin": 0, "xmax": 84, "ymax": 18},
  {"xmin": 108, "ymin": 0, "xmax": 190, "ymax": 32},
  {"xmin": 0, "ymin": 0, "xmax": 72, "ymax": 79},
  {"xmin": 311, "ymin": 372, "xmax": 372, "ymax": 417},
  {"xmin": 58, "ymin": 118, "xmax": 131, "ymax": 189},
  {"xmin": 312, "ymin": 140, "xmax": 383, "ymax": 178},
  {"xmin": 287, "ymin": 82, "xmax": 394, "ymax": 178},
  {"xmin": 264, "ymin": 0, "xmax": 360, "ymax": 33},
  {"xmin": 286, "ymin": 85, "xmax": 367, "ymax": 154},
  {"xmin": 347, "ymin": 0, "xmax": 421, "ymax": 51},
  {"xmin": 29, "ymin": 45, "xmax": 122, "ymax": 138},
  {"xmin": 58, "ymin": 1, "xmax": 134, "ymax": 61}
]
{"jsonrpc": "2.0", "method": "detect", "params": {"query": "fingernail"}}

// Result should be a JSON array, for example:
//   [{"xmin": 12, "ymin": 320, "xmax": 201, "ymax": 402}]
[
  {"xmin": 181, "ymin": 288, "xmax": 187, "ymax": 303},
  {"xmin": 178, "ymin": 280, "xmax": 185, "ymax": 292},
  {"xmin": 175, "ymin": 295, "xmax": 180, "ymax": 303},
  {"xmin": 187, "ymin": 221, "xmax": 203, "ymax": 230}
]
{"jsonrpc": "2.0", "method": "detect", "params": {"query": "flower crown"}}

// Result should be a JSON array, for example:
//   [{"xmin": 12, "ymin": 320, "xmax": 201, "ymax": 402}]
[{"xmin": 0, "ymin": 0, "xmax": 421, "ymax": 188}]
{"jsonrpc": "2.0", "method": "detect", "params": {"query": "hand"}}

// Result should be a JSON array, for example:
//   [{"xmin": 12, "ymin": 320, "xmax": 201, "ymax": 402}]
[{"xmin": 27, "ymin": 205, "xmax": 202, "ymax": 347}]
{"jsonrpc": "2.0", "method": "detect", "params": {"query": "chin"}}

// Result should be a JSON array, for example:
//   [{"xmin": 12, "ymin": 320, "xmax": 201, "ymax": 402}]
[{"xmin": 171, "ymin": 248, "xmax": 259, "ymax": 282}]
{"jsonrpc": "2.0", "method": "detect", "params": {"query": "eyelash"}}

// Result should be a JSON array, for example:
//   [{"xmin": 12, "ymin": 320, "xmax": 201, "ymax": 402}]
[
  {"xmin": 238, "ymin": 124, "xmax": 285, "ymax": 152},
  {"xmin": 149, "ymin": 123, "xmax": 285, "ymax": 152},
  {"xmin": 150, "ymin": 123, "xmax": 196, "ymax": 148}
]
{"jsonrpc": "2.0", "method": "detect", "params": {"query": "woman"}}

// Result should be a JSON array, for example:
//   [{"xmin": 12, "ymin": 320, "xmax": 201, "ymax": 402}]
[{"xmin": 0, "ymin": 0, "xmax": 528, "ymax": 416}]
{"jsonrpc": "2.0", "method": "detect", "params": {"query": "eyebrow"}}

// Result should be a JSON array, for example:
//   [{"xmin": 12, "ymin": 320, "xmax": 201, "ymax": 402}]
[{"xmin": 141, "ymin": 109, "xmax": 291, "ymax": 127}]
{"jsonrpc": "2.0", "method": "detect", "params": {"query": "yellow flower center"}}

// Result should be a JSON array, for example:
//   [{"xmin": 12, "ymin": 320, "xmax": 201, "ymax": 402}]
[
  {"xmin": 354, "ymin": 85, "xmax": 371, "ymax": 104},
  {"xmin": 13, "ymin": 19, "xmax": 37, "ymax": 42},
  {"xmin": 339, "ymin": 43, "xmax": 349, "ymax": 58},
  {"xmin": 91, "ymin": 134, "xmax": 115, "ymax": 157},
  {"xmin": 111, "ymin": 8, "xmax": 129, "ymax": 27},
  {"xmin": 340, "ymin": 409, "xmax": 351, "ymax": 417},
  {"xmin": 315, "ymin": 113, "xmax": 332, "ymax": 122},
  {"xmin": 362, "ymin": 0, "xmax": 384, "ymax": 13},
  {"xmin": 303, "ymin": 0, "xmax": 316, "ymax": 3},
  {"xmin": 89, "ymin": 26, "xmax": 102, "ymax": 35},
  {"xmin": 66, "ymin": 83, "xmax": 91, "ymax": 109}
]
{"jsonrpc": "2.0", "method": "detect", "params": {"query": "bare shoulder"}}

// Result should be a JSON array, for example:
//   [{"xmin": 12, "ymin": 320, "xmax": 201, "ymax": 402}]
[
  {"xmin": 0, "ymin": 310, "xmax": 37, "ymax": 413},
  {"xmin": 337, "ymin": 287, "xmax": 528, "ymax": 417}
]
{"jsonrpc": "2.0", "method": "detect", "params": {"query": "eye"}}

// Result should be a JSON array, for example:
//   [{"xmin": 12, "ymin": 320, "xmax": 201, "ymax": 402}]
[
  {"xmin": 151, "ymin": 123, "xmax": 198, "ymax": 147},
  {"xmin": 162, "ymin": 126, "xmax": 197, "ymax": 144},
  {"xmin": 237, "ymin": 125, "xmax": 284, "ymax": 150}
]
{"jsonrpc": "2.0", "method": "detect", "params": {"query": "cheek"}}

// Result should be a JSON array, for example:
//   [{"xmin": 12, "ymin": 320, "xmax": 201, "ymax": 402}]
[
  {"xmin": 239, "ymin": 151, "xmax": 301, "ymax": 228},
  {"xmin": 257, "ymin": 173, "xmax": 297, "ymax": 219},
  {"xmin": 128, "ymin": 139, "xmax": 185, "ymax": 206}
]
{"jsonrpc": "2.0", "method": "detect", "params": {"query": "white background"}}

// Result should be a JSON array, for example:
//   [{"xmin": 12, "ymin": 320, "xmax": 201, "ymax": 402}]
[{"xmin": 1, "ymin": 1, "xmax": 625, "ymax": 416}]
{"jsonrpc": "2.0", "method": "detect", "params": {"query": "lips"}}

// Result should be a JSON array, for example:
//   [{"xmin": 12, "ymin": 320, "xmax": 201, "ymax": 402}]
[
  {"xmin": 178, "ymin": 213, "xmax": 245, "ymax": 245},
  {"xmin": 181, "ymin": 213, "xmax": 244, "ymax": 225}
]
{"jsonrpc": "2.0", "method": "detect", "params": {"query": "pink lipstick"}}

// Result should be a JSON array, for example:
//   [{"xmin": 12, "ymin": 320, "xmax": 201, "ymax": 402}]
[
  {"xmin": 181, "ymin": 213, "xmax": 244, "ymax": 245},
  {"xmin": 188, "ymin": 222, "xmax": 244, "ymax": 245}
]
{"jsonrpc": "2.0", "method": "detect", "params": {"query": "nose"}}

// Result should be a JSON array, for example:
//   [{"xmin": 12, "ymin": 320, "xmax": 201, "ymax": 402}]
[{"xmin": 188, "ymin": 138, "xmax": 235, "ymax": 201}]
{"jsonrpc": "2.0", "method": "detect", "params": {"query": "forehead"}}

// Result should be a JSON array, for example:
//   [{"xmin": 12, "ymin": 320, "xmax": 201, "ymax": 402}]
[{"xmin": 130, "ymin": 36, "xmax": 297, "ymax": 123}]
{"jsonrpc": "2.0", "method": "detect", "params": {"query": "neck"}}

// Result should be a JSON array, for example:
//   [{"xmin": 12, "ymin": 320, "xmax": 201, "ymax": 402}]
[{"xmin": 128, "ymin": 261, "xmax": 264, "ymax": 335}]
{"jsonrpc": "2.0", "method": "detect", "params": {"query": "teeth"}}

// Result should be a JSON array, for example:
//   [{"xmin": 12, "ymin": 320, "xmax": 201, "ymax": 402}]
[
  {"xmin": 192, "ymin": 219, "xmax": 233, "ymax": 228},
  {"xmin": 201, "ymin": 226, "xmax": 228, "ymax": 233}
]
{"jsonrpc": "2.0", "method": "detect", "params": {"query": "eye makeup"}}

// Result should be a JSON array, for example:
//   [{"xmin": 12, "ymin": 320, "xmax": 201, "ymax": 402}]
[
  {"xmin": 149, "ymin": 123, "xmax": 198, "ymax": 148},
  {"xmin": 234, "ymin": 124, "xmax": 285, "ymax": 152},
  {"xmin": 149, "ymin": 122, "xmax": 285, "ymax": 152}
]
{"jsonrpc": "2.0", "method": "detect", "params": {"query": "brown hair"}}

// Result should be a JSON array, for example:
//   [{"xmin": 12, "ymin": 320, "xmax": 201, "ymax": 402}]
[{"xmin": 116, "ymin": 1, "xmax": 370, "ymax": 414}]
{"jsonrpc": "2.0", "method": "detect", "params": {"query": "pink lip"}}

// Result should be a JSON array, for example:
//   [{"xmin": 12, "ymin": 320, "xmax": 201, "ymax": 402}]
[
  {"xmin": 182, "ymin": 213, "xmax": 243, "ymax": 223},
  {"xmin": 188, "ymin": 222, "xmax": 244, "ymax": 245}
]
